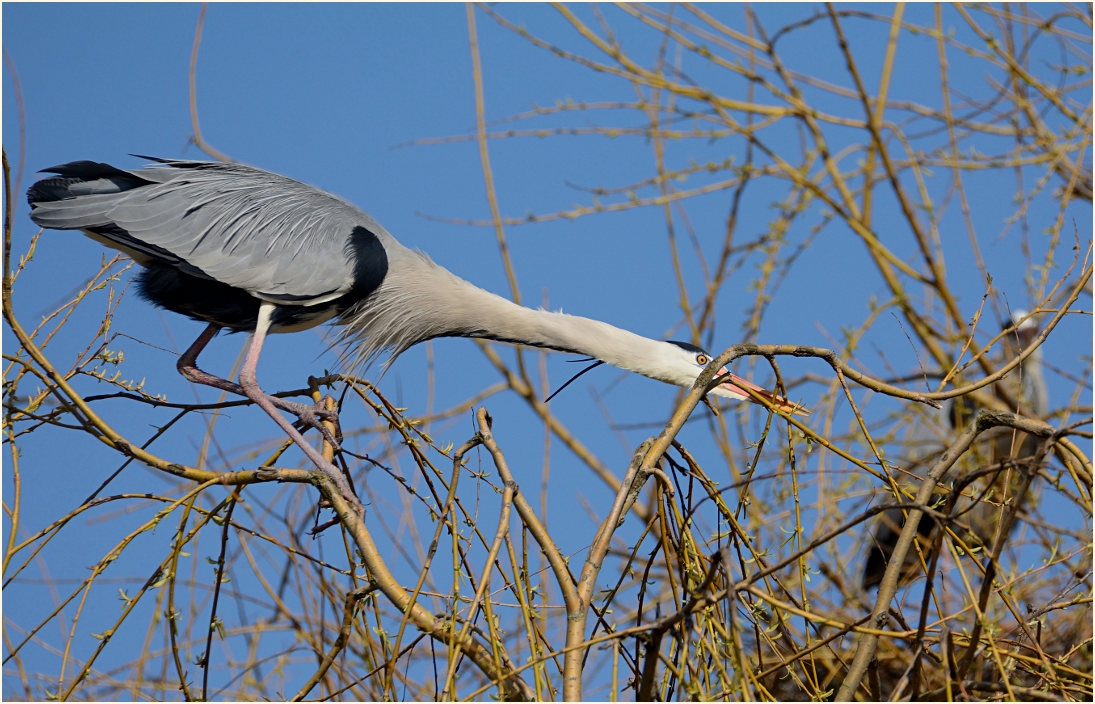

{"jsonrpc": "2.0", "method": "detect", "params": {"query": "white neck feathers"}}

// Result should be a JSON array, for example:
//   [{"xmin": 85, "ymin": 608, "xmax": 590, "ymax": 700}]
[{"xmin": 336, "ymin": 250, "xmax": 678, "ymax": 384}]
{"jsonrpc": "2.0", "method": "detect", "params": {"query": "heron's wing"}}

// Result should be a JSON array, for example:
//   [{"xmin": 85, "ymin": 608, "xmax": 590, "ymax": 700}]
[{"xmin": 28, "ymin": 159, "xmax": 392, "ymax": 306}]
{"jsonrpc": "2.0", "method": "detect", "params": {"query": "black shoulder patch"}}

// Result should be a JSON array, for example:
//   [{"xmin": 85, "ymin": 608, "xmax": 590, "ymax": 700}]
[{"xmin": 345, "ymin": 225, "xmax": 389, "ymax": 300}]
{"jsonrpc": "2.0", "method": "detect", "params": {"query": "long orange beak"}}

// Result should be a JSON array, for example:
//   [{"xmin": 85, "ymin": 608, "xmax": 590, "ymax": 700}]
[{"xmin": 712, "ymin": 368, "xmax": 809, "ymax": 416}]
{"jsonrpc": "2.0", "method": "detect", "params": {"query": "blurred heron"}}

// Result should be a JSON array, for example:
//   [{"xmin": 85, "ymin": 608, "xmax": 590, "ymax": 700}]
[{"xmin": 862, "ymin": 312, "xmax": 1048, "ymax": 589}]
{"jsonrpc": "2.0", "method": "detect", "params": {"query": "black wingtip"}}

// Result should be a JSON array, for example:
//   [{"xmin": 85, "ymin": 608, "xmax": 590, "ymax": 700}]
[
  {"xmin": 27, "ymin": 159, "xmax": 154, "ymax": 208},
  {"xmin": 27, "ymin": 161, "xmax": 120, "ymax": 206},
  {"xmin": 37, "ymin": 160, "xmax": 129, "ymax": 178},
  {"xmin": 27, "ymin": 177, "xmax": 69, "ymax": 206}
]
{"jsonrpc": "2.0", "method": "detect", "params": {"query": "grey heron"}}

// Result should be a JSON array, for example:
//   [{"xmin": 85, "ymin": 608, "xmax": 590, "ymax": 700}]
[
  {"xmin": 27, "ymin": 157, "xmax": 804, "ymax": 512},
  {"xmin": 861, "ymin": 312, "xmax": 1049, "ymax": 589}
]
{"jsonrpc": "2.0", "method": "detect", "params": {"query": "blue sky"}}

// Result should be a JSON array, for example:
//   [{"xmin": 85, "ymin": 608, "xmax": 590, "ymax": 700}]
[{"xmin": 4, "ymin": 3, "xmax": 1091, "ymax": 699}]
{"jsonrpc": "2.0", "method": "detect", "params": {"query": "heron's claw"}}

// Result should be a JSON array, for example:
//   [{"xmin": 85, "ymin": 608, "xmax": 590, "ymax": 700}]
[{"xmin": 293, "ymin": 407, "xmax": 343, "ymax": 451}]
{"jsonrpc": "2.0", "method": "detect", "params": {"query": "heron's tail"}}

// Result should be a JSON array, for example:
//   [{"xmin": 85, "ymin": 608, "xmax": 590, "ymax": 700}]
[{"xmin": 26, "ymin": 161, "xmax": 155, "ymax": 230}]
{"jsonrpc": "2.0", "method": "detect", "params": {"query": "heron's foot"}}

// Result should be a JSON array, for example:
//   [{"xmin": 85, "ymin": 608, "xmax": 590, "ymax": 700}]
[{"xmin": 272, "ymin": 397, "xmax": 343, "ymax": 450}]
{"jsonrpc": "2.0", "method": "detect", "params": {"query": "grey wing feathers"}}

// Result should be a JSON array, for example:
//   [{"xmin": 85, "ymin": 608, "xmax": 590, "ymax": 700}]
[{"xmin": 28, "ymin": 159, "xmax": 392, "ymax": 305}]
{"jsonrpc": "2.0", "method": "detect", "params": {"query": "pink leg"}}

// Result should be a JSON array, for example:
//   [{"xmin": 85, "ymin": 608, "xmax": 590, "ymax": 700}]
[
  {"xmin": 178, "ymin": 323, "xmax": 340, "ymax": 446},
  {"xmin": 239, "ymin": 304, "xmax": 362, "ymax": 517}
]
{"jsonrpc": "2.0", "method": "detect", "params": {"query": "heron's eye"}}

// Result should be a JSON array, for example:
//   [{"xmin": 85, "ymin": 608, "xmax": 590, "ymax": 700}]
[{"xmin": 695, "ymin": 354, "xmax": 710, "ymax": 366}]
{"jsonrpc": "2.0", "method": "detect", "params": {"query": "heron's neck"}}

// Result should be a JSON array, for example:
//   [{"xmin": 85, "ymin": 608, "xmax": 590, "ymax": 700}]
[
  {"xmin": 444, "ymin": 274, "xmax": 673, "ymax": 378},
  {"xmin": 341, "ymin": 254, "xmax": 677, "ymax": 383},
  {"xmin": 1018, "ymin": 349, "xmax": 1048, "ymax": 417}
]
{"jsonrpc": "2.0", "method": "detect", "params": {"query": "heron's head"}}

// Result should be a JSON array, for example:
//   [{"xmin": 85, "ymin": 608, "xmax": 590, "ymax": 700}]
[
  {"xmin": 1002, "ymin": 309, "xmax": 1042, "ymax": 362},
  {"xmin": 1003, "ymin": 308, "xmax": 1042, "ymax": 374},
  {"xmin": 662, "ymin": 341, "xmax": 807, "ymax": 415}
]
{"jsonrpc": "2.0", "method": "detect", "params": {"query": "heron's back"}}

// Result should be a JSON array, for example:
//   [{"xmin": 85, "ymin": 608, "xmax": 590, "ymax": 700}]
[{"xmin": 27, "ymin": 158, "xmax": 393, "ymax": 332}]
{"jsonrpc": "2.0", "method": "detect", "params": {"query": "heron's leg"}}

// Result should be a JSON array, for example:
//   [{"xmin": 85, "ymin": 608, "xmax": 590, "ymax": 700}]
[
  {"xmin": 239, "ymin": 303, "xmax": 363, "ymax": 517},
  {"xmin": 178, "ymin": 322, "xmax": 340, "ymax": 445},
  {"xmin": 177, "ymin": 323, "xmax": 230, "ymax": 389}
]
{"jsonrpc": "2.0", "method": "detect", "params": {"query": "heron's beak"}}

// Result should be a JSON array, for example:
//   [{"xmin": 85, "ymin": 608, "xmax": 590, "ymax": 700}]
[{"xmin": 712, "ymin": 369, "xmax": 809, "ymax": 416}]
